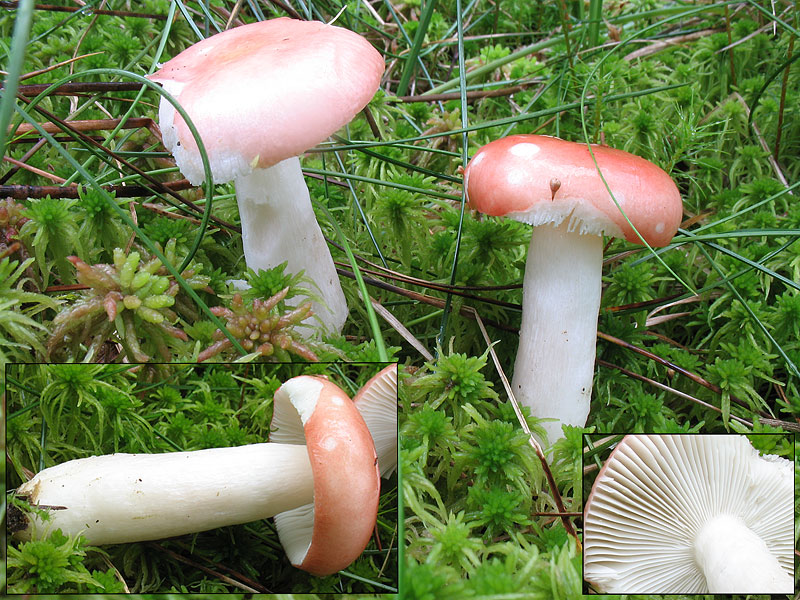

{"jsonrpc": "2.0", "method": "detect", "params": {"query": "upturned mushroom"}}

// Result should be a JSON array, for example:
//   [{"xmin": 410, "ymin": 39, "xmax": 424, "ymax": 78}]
[
  {"xmin": 149, "ymin": 18, "xmax": 384, "ymax": 335},
  {"xmin": 352, "ymin": 363, "xmax": 398, "ymax": 478},
  {"xmin": 463, "ymin": 134, "xmax": 682, "ymax": 443},
  {"xmin": 270, "ymin": 375, "xmax": 381, "ymax": 575},
  {"xmin": 583, "ymin": 434, "xmax": 794, "ymax": 594},
  {"xmin": 10, "ymin": 375, "xmax": 380, "ymax": 577}
]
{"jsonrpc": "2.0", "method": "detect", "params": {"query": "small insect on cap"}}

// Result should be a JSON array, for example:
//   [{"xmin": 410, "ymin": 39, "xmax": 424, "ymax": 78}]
[{"xmin": 464, "ymin": 134, "xmax": 682, "ymax": 246}]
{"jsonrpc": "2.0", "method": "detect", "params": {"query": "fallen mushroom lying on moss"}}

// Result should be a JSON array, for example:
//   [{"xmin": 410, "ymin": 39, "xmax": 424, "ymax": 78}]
[{"xmin": 10, "ymin": 376, "xmax": 380, "ymax": 577}]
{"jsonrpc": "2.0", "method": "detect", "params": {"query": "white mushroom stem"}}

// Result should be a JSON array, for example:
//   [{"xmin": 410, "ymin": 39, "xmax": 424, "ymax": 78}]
[
  {"xmin": 511, "ymin": 220, "xmax": 602, "ymax": 444},
  {"xmin": 234, "ymin": 156, "xmax": 348, "ymax": 335},
  {"xmin": 13, "ymin": 443, "xmax": 313, "ymax": 546},
  {"xmin": 695, "ymin": 514, "xmax": 794, "ymax": 593}
]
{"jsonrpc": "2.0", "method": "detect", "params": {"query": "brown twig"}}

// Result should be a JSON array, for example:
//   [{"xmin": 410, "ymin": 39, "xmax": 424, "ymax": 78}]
[
  {"xmin": 774, "ymin": 33, "xmax": 794, "ymax": 159},
  {"xmin": 390, "ymin": 81, "xmax": 541, "ymax": 103},
  {"xmin": 145, "ymin": 542, "xmax": 268, "ymax": 593},
  {"xmin": 334, "ymin": 260, "xmax": 521, "ymax": 309},
  {"xmin": 596, "ymin": 358, "xmax": 755, "ymax": 427},
  {"xmin": 2, "ymin": 155, "xmax": 69, "ymax": 183},
  {"xmin": 15, "ymin": 81, "xmax": 146, "ymax": 97},
  {"xmin": 335, "ymin": 267, "xmax": 517, "ymax": 333},
  {"xmin": 623, "ymin": 29, "xmax": 721, "ymax": 61},
  {"xmin": 327, "ymin": 240, "xmax": 519, "ymax": 292},
  {"xmin": 724, "ymin": 5, "xmax": 737, "ymax": 88},
  {"xmin": 532, "ymin": 511, "xmax": 583, "ymax": 517},
  {"xmin": 15, "ymin": 53, "xmax": 104, "ymax": 82},
  {"xmin": 0, "ymin": 179, "xmax": 194, "ymax": 200},
  {"xmin": 10, "ymin": 117, "xmax": 155, "ymax": 136},
  {"xmin": 596, "ymin": 331, "xmax": 772, "ymax": 419},
  {"xmin": 0, "ymin": 1, "xmax": 167, "ymax": 19},
  {"xmin": 700, "ymin": 92, "xmax": 792, "ymax": 191}
]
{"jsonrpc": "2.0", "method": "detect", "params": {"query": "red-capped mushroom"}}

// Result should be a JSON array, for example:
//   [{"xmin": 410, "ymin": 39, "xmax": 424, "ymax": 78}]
[
  {"xmin": 149, "ymin": 18, "xmax": 384, "ymax": 335},
  {"xmin": 464, "ymin": 134, "xmax": 682, "ymax": 443},
  {"xmin": 270, "ymin": 375, "xmax": 381, "ymax": 576},
  {"xmin": 10, "ymin": 375, "xmax": 380, "ymax": 577}
]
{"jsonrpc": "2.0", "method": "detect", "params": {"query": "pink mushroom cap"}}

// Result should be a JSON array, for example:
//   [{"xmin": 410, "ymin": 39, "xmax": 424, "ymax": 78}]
[
  {"xmin": 270, "ymin": 375, "xmax": 380, "ymax": 576},
  {"xmin": 149, "ymin": 18, "xmax": 384, "ymax": 184},
  {"xmin": 464, "ymin": 134, "xmax": 683, "ymax": 246}
]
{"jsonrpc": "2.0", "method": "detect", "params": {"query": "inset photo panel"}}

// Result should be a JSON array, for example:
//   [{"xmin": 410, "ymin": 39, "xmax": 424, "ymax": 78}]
[
  {"xmin": 6, "ymin": 361, "xmax": 398, "ymax": 594},
  {"xmin": 581, "ymin": 433, "xmax": 795, "ymax": 595}
]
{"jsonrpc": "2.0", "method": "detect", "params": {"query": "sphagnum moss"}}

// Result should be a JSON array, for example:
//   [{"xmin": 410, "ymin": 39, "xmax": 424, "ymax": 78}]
[{"xmin": 3, "ymin": 0, "xmax": 800, "ymax": 596}]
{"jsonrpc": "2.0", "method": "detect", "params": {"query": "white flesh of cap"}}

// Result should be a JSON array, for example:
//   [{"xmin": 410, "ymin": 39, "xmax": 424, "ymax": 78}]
[{"xmin": 269, "ymin": 376, "xmax": 324, "ymax": 565}]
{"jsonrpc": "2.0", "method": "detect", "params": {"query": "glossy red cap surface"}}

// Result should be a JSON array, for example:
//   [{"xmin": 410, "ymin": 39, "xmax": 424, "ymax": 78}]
[{"xmin": 464, "ymin": 134, "xmax": 682, "ymax": 246}]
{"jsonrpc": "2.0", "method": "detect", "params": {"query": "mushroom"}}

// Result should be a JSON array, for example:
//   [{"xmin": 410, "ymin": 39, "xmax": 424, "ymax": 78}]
[
  {"xmin": 583, "ymin": 434, "xmax": 794, "ymax": 594},
  {"xmin": 352, "ymin": 363, "xmax": 398, "ymax": 478},
  {"xmin": 149, "ymin": 18, "xmax": 385, "ymax": 335},
  {"xmin": 463, "ymin": 134, "xmax": 682, "ymax": 443},
  {"xmin": 11, "ymin": 375, "xmax": 380, "ymax": 577},
  {"xmin": 270, "ymin": 375, "xmax": 381, "ymax": 575}
]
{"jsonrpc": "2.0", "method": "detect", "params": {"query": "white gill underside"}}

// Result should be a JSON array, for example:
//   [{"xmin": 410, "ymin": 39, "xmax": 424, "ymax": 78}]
[
  {"xmin": 274, "ymin": 502, "xmax": 315, "ymax": 567},
  {"xmin": 157, "ymin": 81, "xmax": 252, "ymax": 187},
  {"xmin": 583, "ymin": 435, "xmax": 793, "ymax": 593},
  {"xmin": 15, "ymin": 444, "xmax": 314, "ymax": 545},
  {"xmin": 354, "ymin": 367, "xmax": 398, "ymax": 478},
  {"xmin": 511, "ymin": 221, "xmax": 602, "ymax": 444},
  {"xmin": 507, "ymin": 196, "xmax": 626, "ymax": 239}
]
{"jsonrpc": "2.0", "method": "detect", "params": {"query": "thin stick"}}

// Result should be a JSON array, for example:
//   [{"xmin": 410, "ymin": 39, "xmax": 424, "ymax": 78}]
[
  {"xmin": 11, "ymin": 117, "xmax": 154, "ymax": 136},
  {"xmin": 335, "ymin": 267, "xmax": 517, "ymax": 333},
  {"xmin": 724, "ymin": 5, "xmax": 737, "ymax": 88},
  {"xmin": 0, "ymin": 179, "xmax": 194, "ymax": 200},
  {"xmin": 774, "ymin": 33, "xmax": 794, "ymax": 158},
  {"xmin": 556, "ymin": 0, "xmax": 574, "ymax": 70},
  {"xmin": 2, "ymin": 155, "xmax": 70, "ymax": 183},
  {"xmin": 700, "ymin": 92, "xmax": 792, "ymax": 191},
  {"xmin": 370, "ymin": 298, "xmax": 434, "ymax": 361},
  {"xmin": 17, "ymin": 81, "xmax": 145, "ymax": 96},
  {"xmin": 596, "ymin": 358, "xmax": 754, "ymax": 428},
  {"xmin": 596, "ymin": 331, "xmax": 772, "ymax": 418},
  {"xmin": 11, "ymin": 53, "xmax": 103, "ymax": 81},
  {"xmin": 391, "ymin": 81, "xmax": 541, "ymax": 103},
  {"xmin": 146, "ymin": 543, "xmax": 266, "ymax": 593},
  {"xmin": 0, "ymin": 1, "xmax": 167, "ymax": 19}
]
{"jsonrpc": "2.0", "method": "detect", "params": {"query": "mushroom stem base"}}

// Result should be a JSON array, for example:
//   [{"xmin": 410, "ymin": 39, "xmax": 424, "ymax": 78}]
[
  {"xmin": 511, "ymin": 221, "xmax": 602, "ymax": 444},
  {"xmin": 234, "ymin": 157, "xmax": 348, "ymax": 335},
  {"xmin": 694, "ymin": 514, "xmax": 793, "ymax": 593}
]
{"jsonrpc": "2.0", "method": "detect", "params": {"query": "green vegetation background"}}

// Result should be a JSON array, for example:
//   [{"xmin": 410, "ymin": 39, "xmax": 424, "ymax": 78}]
[{"xmin": 1, "ymin": 0, "xmax": 799, "ymax": 597}]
